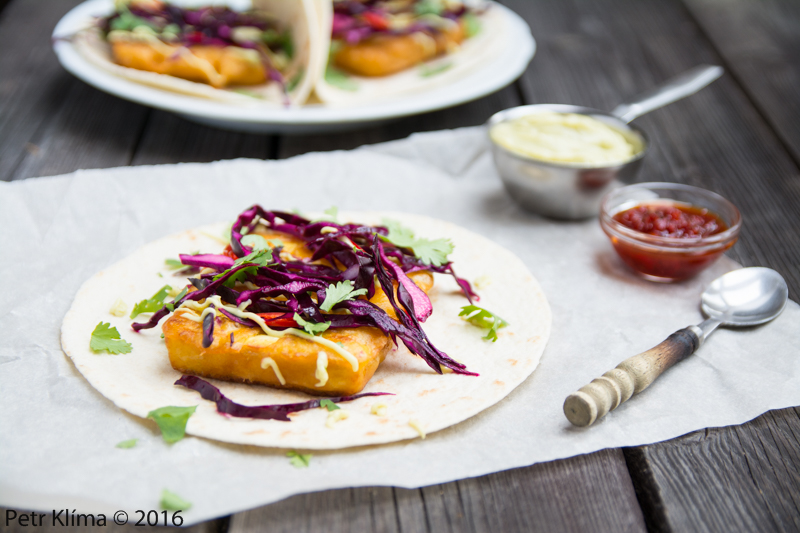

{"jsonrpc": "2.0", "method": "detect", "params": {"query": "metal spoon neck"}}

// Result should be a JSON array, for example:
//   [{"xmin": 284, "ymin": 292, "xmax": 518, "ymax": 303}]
[{"xmin": 694, "ymin": 318, "xmax": 723, "ymax": 344}]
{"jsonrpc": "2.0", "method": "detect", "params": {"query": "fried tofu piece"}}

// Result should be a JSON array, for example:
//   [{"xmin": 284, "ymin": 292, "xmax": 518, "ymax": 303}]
[
  {"xmin": 333, "ymin": 24, "xmax": 465, "ymax": 77},
  {"xmin": 162, "ymin": 229, "xmax": 433, "ymax": 396},
  {"xmin": 111, "ymin": 41, "xmax": 266, "ymax": 88}
]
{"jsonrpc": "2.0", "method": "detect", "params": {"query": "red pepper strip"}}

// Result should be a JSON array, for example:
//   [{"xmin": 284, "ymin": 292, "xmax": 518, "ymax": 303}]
[
  {"xmin": 257, "ymin": 313, "xmax": 297, "ymax": 328},
  {"xmin": 222, "ymin": 245, "xmax": 238, "ymax": 260},
  {"xmin": 362, "ymin": 12, "xmax": 389, "ymax": 31}
]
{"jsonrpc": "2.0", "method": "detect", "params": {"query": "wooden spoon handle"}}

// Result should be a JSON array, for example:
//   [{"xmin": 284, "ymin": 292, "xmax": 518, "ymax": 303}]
[{"xmin": 563, "ymin": 327, "xmax": 701, "ymax": 427}]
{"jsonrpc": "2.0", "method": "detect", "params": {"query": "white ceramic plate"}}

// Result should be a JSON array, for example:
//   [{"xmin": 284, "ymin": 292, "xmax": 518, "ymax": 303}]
[{"xmin": 52, "ymin": 0, "xmax": 535, "ymax": 133}]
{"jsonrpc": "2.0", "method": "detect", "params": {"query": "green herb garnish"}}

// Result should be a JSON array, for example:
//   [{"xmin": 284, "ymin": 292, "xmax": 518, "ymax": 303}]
[
  {"xmin": 463, "ymin": 13, "xmax": 482, "ymax": 37},
  {"xmin": 90, "ymin": 322, "xmax": 133, "ymax": 354},
  {"xmin": 320, "ymin": 280, "xmax": 368, "ymax": 312},
  {"xmin": 414, "ymin": 0, "xmax": 444, "ymax": 15},
  {"xmin": 293, "ymin": 313, "xmax": 331, "ymax": 336},
  {"xmin": 241, "ymin": 234, "xmax": 270, "ymax": 251},
  {"xmin": 147, "ymin": 406, "xmax": 197, "ymax": 443},
  {"xmin": 419, "ymin": 61, "xmax": 453, "ymax": 78},
  {"xmin": 459, "ymin": 305, "xmax": 508, "ymax": 342},
  {"xmin": 130, "ymin": 285, "xmax": 172, "ymax": 319},
  {"xmin": 160, "ymin": 489, "xmax": 192, "ymax": 511},
  {"xmin": 320, "ymin": 399, "xmax": 340, "ymax": 412},
  {"xmin": 287, "ymin": 450, "xmax": 312, "ymax": 468},
  {"xmin": 381, "ymin": 219, "xmax": 454, "ymax": 267},
  {"xmin": 115, "ymin": 438, "xmax": 138, "ymax": 449},
  {"xmin": 325, "ymin": 65, "xmax": 358, "ymax": 91}
]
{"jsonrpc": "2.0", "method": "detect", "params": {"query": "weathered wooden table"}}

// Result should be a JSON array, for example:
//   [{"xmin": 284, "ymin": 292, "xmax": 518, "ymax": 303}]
[{"xmin": 2, "ymin": 0, "xmax": 799, "ymax": 531}]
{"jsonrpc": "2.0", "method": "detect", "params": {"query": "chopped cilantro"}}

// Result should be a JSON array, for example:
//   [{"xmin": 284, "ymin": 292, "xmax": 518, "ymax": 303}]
[
  {"xmin": 463, "ymin": 13, "xmax": 482, "ymax": 37},
  {"xmin": 116, "ymin": 438, "xmax": 138, "ymax": 449},
  {"xmin": 320, "ymin": 280, "xmax": 368, "ymax": 312},
  {"xmin": 130, "ymin": 285, "xmax": 172, "ymax": 319},
  {"xmin": 286, "ymin": 69, "xmax": 304, "ymax": 92},
  {"xmin": 164, "ymin": 258, "xmax": 184, "ymax": 269},
  {"xmin": 109, "ymin": 9, "xmax": 156, "ymax": 32},
  {"xmin": 241, "ymin": 234, "xmax": 270, "ymax": 251},
  {"xmin": 234, "ymin": 248, "xmax": 273, "ymax": 267},
  {"xmin": 459, "ymin": 305, "xmax": 508, "ymax": 342},
  {"xmin": 381, "ymin": 219, "xmax": 454, "ymax": 267},
  {"xmin": 160, "ymin": 489, "xmax": 192, "ymax": 511},
  {"xmin": 287, "ymin": 450, "xmax": 312, "ymax": 468},
  {"xmin": 293, "ymin": 313, "xmax": 331, "ymax": 336},
  {"xmin": 231, "ymin": 88, "xmax": 265, "ymax": 99},
  {"xmin": 320, "ymin": 399, "xmax": 340, "ymax": 412},
  {"xmin": 414, "ymin": 0, "xmax": 444, "ymax": 15},
  {"xmin": 419, "ymin": 61, "xmax": 453, "ymax": 78},
  {"xmin": 147, "ymin": 405, "xmax": 196, "ymax": 443},
  {"xmin": 325, "ymin": 65, "xmax": 358, "ymax": 91},
  {"xmin": 212, "ymin": 249, "xmax": 274, "ymax": 288},
  {"xmin": 90, "ymin": 322, "xmax": 133, "ymax": 354}
]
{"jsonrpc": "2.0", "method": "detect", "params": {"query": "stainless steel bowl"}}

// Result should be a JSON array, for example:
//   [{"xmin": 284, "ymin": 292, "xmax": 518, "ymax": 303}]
[
  {"xmin": 488, "ymin": 104, "xmax": 647, "ymax": 219},
  {"xmin": 487, "ymin": 65, "xmax": 724, "ymax": 220}
]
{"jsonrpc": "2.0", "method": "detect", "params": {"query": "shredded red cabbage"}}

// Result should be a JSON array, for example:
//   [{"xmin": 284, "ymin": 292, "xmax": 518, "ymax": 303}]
[
  {"xmin": 133, "ymin": 205, "xmax": 478, "ymax": 375},
  {"xmin": 175, "ymin": 375, "xmax": 393, "ymax": 421}
]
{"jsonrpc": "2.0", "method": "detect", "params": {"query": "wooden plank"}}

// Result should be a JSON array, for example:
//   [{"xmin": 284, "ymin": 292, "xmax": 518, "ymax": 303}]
[
  {"xmin": 231, "ymin": 450, "xmax": 646, "ymax": 533},
  {"xmin": 683, "ymin": 0, "xmax": 800, "ymax": 165},
  {"xmin": 625, "ymin": 407, "xmax": 800, "ymax": 533},
  {"xmin": 277, "ymin": 85, "xmax": 520, "ymax": 158},
  {"xmin": 503, "ymin": 1, "xmax": 800, "ymax": 532},
  {"xmin": 0, "ymin": 508, "xmax": 225, "ymax": 533},
  {"xmin": 131, "ymin": 111, "xmax": 274, "ymax": 166}
]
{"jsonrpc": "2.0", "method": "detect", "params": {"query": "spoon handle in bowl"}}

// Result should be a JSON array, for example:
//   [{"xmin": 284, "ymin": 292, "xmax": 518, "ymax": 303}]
[{"xmin": 563, "ymin": 326, "xmax": 702, "ymax": 427}]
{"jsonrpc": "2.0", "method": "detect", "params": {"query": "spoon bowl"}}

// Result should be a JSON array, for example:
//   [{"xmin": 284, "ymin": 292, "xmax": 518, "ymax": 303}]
[{"xmin": 701, "ymin": 267, "xmax": 789, "ymax": 326}]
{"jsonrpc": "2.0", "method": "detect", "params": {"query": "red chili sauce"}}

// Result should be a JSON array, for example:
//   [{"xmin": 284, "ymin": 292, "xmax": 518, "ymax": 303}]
[
  {"xmin": 613, "ymin": 203, "xmax": 727, "ymax": 238},
  {"xmin": 608, "ymin": 202, "xmax": 731, "ymax": 281}
]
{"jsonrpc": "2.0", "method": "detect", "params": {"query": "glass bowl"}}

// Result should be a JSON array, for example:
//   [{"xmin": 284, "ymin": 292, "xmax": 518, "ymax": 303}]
[{"xmin": 599, "ymin": 182, "xmax": 742, "ymax": 282}]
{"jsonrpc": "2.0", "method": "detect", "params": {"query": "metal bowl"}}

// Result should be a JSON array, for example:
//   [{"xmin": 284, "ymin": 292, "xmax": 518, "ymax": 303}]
[{"xmin": 487, "ymin": 104, "xmax": 648, "ymax": 220}]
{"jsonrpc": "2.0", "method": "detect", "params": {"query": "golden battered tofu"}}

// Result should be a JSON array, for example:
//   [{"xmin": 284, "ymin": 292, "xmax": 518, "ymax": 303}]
[
  {"xmin": 111, "ymin": 41, "xmax": 266, "ymax": 88},
  {"xmin": 163, "ymin": 229, "xmax": 434, "ymax": 396},
  {"xmin": 333, "ymin": 24, "xmax": 465, "ymax": 77}
]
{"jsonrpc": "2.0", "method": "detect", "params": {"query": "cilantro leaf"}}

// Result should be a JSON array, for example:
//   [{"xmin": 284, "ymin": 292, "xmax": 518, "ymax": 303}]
[
  {"xmin": 234, "ymin": 248, "xmax": 273, "ymax": 268},
  {"xmin": 419, "ymin": 61, "xmax": 453, "ymax": 78},
  {"xmin": 293, "ymin": 313, "xmax": 331, "ymax": 336},
  {"xmin": 241, "ymin": 234, "xmax": 270, "ymax": 251},
  {"xmin": 212, "ymin": 249, "xmax": 274, "ymax": 288},
  {"xmin": 459, "ymin": 305, "xmax": 508, "ymax": 342},
  {"xmin": 164, "ymin": 258, "xmax": 184, "ymax": 269},
  {"xmin": 147, "ymin": 405, "xmax": 196, "ymax": 443},
  {"xmin": 90, "ymin": 322, "xmax": 133, "ymax": 354},
  {"xmin": 160, "ymin": 489, "xmax": 192, "ymax": 511},
  {"xmin": 320, "ymin": 399, "xmax": 340, "ymax": 412},
  {"xmin": 325, "ymin": 65, "xmax": 358, "ymax": 91},
  {"xmin": 320, "ymin": 280, "xmax": 368, "ymax": 312},
  {"xmin": 463, "ymin": 13, "xmax": 482, "ymax": 37},
  {"xmin": 166, "ymin": 287, "xmax": 189, "ymax": 312},
  {"xmin": 381, "ymin": 219, "xmax": 454, "ymax": 266},
  {"xmin": 287, "ymin": 450, "xmax": 312, "ymax": 468},
  {"xmin": 409, "ymin": 238, "xmax": 454, "ymax": 267},
  {"xmin": 130, "ymin": 285, "xmax": 172, "ymax": 319},
  {"xmin": 116, "ymin": 438, "xmax": 138, "ymax": 449}
]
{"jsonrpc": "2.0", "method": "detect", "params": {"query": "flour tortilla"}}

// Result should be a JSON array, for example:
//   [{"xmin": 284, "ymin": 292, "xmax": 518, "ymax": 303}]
[
  {"xmin": 61, "ymin": 212, "xmax": 551, "ymax": 449},
  {"xmin": 73, "ymin": 0, "xmax": 322, "ymax": 105},
  {"xmin": 313, "ymin": 3, "xmax": 508, "ymax": 106}
]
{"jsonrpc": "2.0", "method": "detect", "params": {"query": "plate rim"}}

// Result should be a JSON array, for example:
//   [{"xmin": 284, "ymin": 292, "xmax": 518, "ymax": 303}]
[{"xmin": 52, "ymin": 0, "xmax": 536, "ymax": 127}]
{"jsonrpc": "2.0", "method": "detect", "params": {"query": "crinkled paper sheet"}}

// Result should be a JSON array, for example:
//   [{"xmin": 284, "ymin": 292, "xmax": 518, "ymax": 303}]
[{"xmin": 1, "ymin": 127, "xmax": 798, "ymax": 525}]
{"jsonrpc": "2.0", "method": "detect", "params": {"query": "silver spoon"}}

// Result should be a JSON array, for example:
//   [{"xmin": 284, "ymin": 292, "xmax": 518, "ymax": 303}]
[{"xmin": 564, "ymin": 267, "xmax": 789, "ymax": 427}]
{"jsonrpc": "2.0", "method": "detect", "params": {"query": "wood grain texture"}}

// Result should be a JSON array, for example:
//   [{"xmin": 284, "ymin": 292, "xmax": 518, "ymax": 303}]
[
  {"xmin": 625, "ymin": 407, "xmax": 800, "ymax": 533},
  {"xmin": 0, "ymin": 508, "xmax": 225, "ymax": 533},
  {"xmin": 684, "ymin": 0, "xmax": 800, "ymax": 166},
  {"xmin": 277, "ymin": 85, "xmax": 521, "ymax": 158},
  {"xmin": 229, "ymin": 449, "xmax": 646, "ymax": 533},
  {"xmin": 131, "ymin": 111, "xmax": 274, "ymax": 166},
  {"xmin": 505, "ymin": 1, "xmax": 800, "ymax": 531}
]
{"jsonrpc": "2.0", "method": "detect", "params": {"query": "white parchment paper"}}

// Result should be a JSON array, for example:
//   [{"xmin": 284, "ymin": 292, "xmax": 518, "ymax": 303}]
[{"xmin": 1, "ymin": 127, "xmax": 798, "ymax": 525}]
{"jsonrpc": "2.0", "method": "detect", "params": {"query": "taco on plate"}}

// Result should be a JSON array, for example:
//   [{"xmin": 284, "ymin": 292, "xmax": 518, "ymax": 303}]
[
  {"xmin": 73, "ymin": 0, "xmax": 322, "ymax": 104},
  {"xmin": 314, "ymin": 0, "xmax": 507, "ymax": 105}
]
